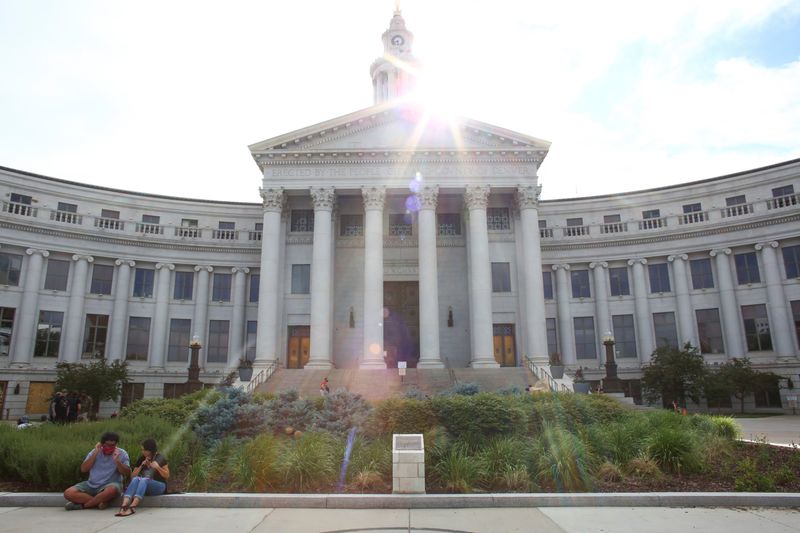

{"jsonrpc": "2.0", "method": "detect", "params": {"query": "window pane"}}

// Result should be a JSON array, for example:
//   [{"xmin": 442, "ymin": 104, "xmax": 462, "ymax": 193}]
[
  {"xmin": 90, "ymin": 264, "xmax": 114, "ymax": 295},
  {"xmin": 291, "ymin": 264, "xmax": 310, "ymax": 294},
  {"xmin": 437, "ymin": 213, "xmax": 461, "ymax": 235},
  {"xmin": 486, "ymin": 208, "xmax": 510, "ymax": 231},
  {"xmin": 603, "ymin": 214, "xmax": 621, "ymax": 223},
  {"xmin": 0, "ymin": 253, "xmax": 23, "ymax": 286},
  {"xmin": 35, "ymin": 310, "xmax": 63, "ymax": 357},
  {"xmin": 491, "ymin": 263, "xmax": 511, "ymax": 292},
  {"xmin": 101, "ymin": 209, "xmax": 120, "ymax": 219},
  {"xmin": 174, "ymin": 271, "xmax": 194, "ymax": 300},
  {"xmin": 246, "ymin": 321, "xmax": 257, "ymax": 361},
  {"xmin": 340, "ymin": 214, "xmax": 364, "ymax": 236},
  {"xmin": 782, "ymin": 245, "xmax": 800, "ymax": 279},
  {"xmin": 542, "ymin": 271, "xmax": 553, "ymax": 300},
  {"xmin": 696, "ymin": 308, "xmax": 724, "ymax": 354},
  {"xmin": 653, "ymin": 312, "xmax": 679, "ymax": 348},
  {"xmin": 690, "ymin": 258, "xmax": 714, "ymax": 289},
  {"xmin": 44, "ymin": 259, "xmax": 70, "ymax": 291},
  {"xmin": 57, "ymin": 202, "xmax": 78, "ymax": 213},
  {"xmin": 120, "ymin": 383, "xmax": 145, "ymax": 408},
  {"xmin": 0, "ymin": 307, "xmax": 16, "ymax": 356},
  {"xmin": 218, "ymin": 221, "xmax": 235, "ymax": 230},
  {"xmin": 648, "ymin": 263, "xmax": 671, "ymax": 293},
  {"xmin": 642, "ymin": 209, "xmax": 660, "ymax": 219},
  {"xmin": 726, "ymin": 195, "xmax": 745, "ymax": 206},
  {"xmin": 82, "ymin": 314, "xmax": 109, "ymax": 359},
  {"xmin": 612, "ymin": 314, "xmax": 637, "ymax": 358},
  {"xmin": 167, "ymin": 318, "xmax": 191, "ymax": 362},
  {"xmin": 735, "ymin": 252, "xmax": 761, "ymax": 284},
  {"xmin": 793, "ymin": 300, "xmax": 800, "ymax": 348},
  {"xmin": 290, "ymin": 210, "xmax": 314, "ymax": 232},
  {"xmin": 207, "ymin": 320, "xmax": 229, "ymax": 362},
  {"xmin": 126, "ymin": 317, "xmax": 151, "ymax": 361},
  {"xmin": 608, "ymin": 267, "xmax": 630, "ymax": 296},
  {"xmin": 389, "ymin": 213, "xmax": 413, "ymax": 236},
  {"xmin": 566, "ymin": 217, "xmax": 583, "ymax": 227},
  {"xmin": 212, "ymin": 273, "xmax": 232, "ymax": 302},
  {"xmin": 570, "ymin": 270, "xmax": 591, "ymax": 298},
  {"xmin": 133, "ymin": 268, "xmax": 155, "ymax": 298},
  {"xmin": 546, "ymin": 317, "xmax": 558, "ymax": 356},
  {"xmin": 249, "ymin": 274, "xmax": 260, "ymax": 302},
  {"xmin": 742, "ymin": 304, "xmax": 772, "ymax": 352},
  {"xmin": 682, "ymin": 203, "xmax": 702, "ymax": 213},
  {"xmin": 574, "ymin": 316, "xmax": 596, "ymax": 359}
]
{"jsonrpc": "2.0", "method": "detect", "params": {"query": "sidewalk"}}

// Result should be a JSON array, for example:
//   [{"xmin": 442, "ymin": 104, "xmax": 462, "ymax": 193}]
[{"xmin": 735, "ymin": 415, "xmax": 800, "ymax": 446}]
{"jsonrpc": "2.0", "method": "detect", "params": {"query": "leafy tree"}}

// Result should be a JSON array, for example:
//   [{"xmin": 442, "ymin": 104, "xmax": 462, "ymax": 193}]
[
  {"xmin": 716, "ymin": 357, "xmax": 782, "ymax": 414},
  {"xmin": 55, "ymin": 359, "xmax": 129, "ymax": 417},
  {"xmin": 641, "ymin": 343, "xmax": 706, "ymax": 408}
]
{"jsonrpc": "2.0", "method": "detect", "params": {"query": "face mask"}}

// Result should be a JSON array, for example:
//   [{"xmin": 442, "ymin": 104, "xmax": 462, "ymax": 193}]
[{"xmin": 102, "ymin": 444, "xmax": 116, "ymax": 455}]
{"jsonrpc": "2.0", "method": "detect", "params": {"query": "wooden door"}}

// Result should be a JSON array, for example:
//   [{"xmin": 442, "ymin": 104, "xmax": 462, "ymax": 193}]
[
  {"xmin": 492, "ymin": 324, "xmax": 516, "ymax": 367},
  {"xmin": 26, "ymin": 382, "xmax": 55, "ymax": 415},
  {"xmin": 287, "ymin": 326, "xmax": 310, "ymax": 369}
]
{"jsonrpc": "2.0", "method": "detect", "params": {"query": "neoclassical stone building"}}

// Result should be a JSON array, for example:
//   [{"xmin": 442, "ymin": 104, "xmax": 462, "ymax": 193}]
[{"xmin": 1, "ymin": 10, "xmax": 799, "ymax": 416}]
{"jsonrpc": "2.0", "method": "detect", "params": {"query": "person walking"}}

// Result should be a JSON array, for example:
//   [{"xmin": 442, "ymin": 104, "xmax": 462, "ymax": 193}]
[
  {"xmin": 115, "ymin": 439, "xmax": 169, "ymax": 517},
  {"xmin": 320, "ymin": 377, "xmax": 330, "ymax": 396}
]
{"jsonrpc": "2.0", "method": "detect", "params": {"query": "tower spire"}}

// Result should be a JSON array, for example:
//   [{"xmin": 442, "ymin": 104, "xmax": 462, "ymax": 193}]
[{"xmin": 370, "ymin": 7, "xmax": 418, "ymax": 104}]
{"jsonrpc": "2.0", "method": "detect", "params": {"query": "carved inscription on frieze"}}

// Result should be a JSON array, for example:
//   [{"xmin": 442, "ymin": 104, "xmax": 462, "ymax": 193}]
[{"xmin": 266, "ymin": 164, "xmax": 535, "ymax": 179}]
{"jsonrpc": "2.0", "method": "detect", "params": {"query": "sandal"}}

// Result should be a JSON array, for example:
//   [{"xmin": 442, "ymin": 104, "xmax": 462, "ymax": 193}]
[{"xmin": 115, "ymin": 506, "xmax": 134, "ymax": 517}]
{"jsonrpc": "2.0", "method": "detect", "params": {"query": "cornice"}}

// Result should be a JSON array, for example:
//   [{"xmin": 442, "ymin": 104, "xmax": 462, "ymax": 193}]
[{"xmin": 260, "ymin": 155, "xmax": 541, "ymax": 167}]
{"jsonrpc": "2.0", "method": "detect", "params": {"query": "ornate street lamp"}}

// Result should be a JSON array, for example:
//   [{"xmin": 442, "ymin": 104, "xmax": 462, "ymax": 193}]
[
  {"xmin": 186, "ymin": 334, "xmax": 203, "ymax": 393},
  {"xmin": 601, "ymin": 331, "xmax": 624, "ymax": 393}
]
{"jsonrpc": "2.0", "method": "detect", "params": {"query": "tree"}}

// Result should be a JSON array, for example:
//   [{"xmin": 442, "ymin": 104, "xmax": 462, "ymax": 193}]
[
  {"xmin": 55, "ymin": 359, "xmax": 129, "ymax": 418},
  {"xmin": 641, "ymin": 343, "xmax": 707, "ymax": 408},
  {"xmin": 715, "ymin": 357, "xmax": 782, "ymax": 414}
]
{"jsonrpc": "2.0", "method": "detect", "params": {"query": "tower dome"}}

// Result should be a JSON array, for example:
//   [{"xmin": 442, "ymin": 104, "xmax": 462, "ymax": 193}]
[{"xmin": 370, "ymin": 8, "xmax": 419, "ymax": 104}]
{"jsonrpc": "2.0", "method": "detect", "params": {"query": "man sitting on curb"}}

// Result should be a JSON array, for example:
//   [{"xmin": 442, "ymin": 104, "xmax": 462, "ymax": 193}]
[{"xmin": 63, "ymin": 431, "xmax": 131, "ymax": 511}]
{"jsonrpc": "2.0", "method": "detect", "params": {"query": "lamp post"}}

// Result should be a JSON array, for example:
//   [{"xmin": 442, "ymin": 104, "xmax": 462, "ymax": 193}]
[
  {"xmin": 601, "ymin": 331, "xmax": 624, "ymax": 393},
  {"xmin": 187, "ymin": 335, "xmax": 202, "ymax": 393}
]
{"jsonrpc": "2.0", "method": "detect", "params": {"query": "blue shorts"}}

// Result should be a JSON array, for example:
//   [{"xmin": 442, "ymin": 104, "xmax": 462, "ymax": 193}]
[{"xmin": 72, "ymin": 480, "xmax": 123, "ymax": 496}]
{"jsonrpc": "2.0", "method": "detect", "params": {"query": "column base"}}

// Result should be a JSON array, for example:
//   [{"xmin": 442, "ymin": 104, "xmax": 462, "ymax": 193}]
[
  {"xmin": 416, "ymin": 359, "xmax": 445, "ymax": 369},
  {"xmin": 470, "ymin": 359, "xmax": 500, "ymax": 369},
  {"xmin": 304, "ymin": 361, "xmax": 333, "ymax": 370},
  {"xmin": 360, "ymin": 360, "xmax": 387, "ymax": 370}
]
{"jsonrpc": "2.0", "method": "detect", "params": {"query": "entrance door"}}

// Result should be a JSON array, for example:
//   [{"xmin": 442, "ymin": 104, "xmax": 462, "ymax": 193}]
[
  {"xmin": 493, "ymin": 324, "xmax": 516, "ymax": 367},
  {"xmin": 287, "ymin": 326, "xmax": 310, "ymax": 369},
  {"xmin": 383, "ymin": 281, "xmax": 420, "ymax": 368},
  {"xmin": 26, "ymin": 382, "xmax": 55, "ymax": 415}
]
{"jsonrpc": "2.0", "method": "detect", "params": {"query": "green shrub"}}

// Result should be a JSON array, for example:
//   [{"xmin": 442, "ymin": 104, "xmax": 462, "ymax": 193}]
[
  {"xmin": 625, "ymin": 456, "xmax": 662, "ymax": 479},
  {"xmin": 645, "ymin": 427, "xmax": 701, "ymax": 474},
  {"xmin": 239, "ymin": 433, "xmax": 283, "ymax": 491},
  {"xmin": 496, "ymin": 466, "xmax": 533, "ymax": 492},
  {"xmin": 346, "ymin": 436, "xmax": 391, "ymax": 482},
  {"xmin": 586, "ymin": 420, "xmax": 645, "ymax": 465},
  {"xmin": 475, "ymin": 436, "xmax": 528, "ymax": 489},
  {"xmin": 431, "ymin": 447, "xmax": 480, "ymax": 493},
  {"xmin": 734, "ymin": 458, "xmax": 775, "ymax": 492},
  {"xmin": 596, "ymin": 461, "xmax": 624, "ymax": 483},
  {"xmin": 772, "ymin": 465, "xmax": 794, "ymax": 486},
  {"xmin": 432, "ymin": 393, "xmax": 526, "ymax": 439},
  {"xmin": 536, "ymin": 425, "xmax": 595, "ymax": 491},
  {"xmin": 439, "ymin": 382, "xmax": 480, "ymax": 396},
  {"xmin": 120, "ymin": 388, "xmax": 219, "ymax": 425},
  {"xmin": 191, "ymin": 389, "xmax": 248, "ymax": 443},
  {"xmin": 277, "ymin": 432, "xmax": 338, "ymax": 492},
  {"xmin": 313, "ymin": 390, "xmax": 373, "ymax": 436},
  {"xmin": 366, "ymin": 398, "xmax": 438, "ymax": 437},
  {"xmin": 709, "ymin": 416, "xmax": 741, "ymax": 440},
  {"xmin": 263, "ymin": 390, "xmax": 319, "ymax": 434}
]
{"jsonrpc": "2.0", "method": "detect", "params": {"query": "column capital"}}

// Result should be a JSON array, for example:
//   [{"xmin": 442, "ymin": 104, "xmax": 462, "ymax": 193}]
[
  {"xmin": 71, "ymin": 254, "xmax": 94, "ymax": 263},
  {"xmin": 464, "ymin": 185, "xmax": 491, "ymax": 210},
  {"xmin": 627, "ymin": 258, "xmax": 648, "ymax": 266},
  {"xmin": 362, "ymin": 186, "xmax": 386, "ymax": 210},
  {"xmin": 552, "ymin": 263, "xmax": 571, "ymax": 271},
  {"xmin": 709, "ymin": 248, "xmax": 731, "ymax": 257},
  {"xmin": 667, "ymin": 253, "xmax": 689, "ymax": 262},
  {"xmin": 231, "ymin": 266, "xmax": 250, "ymax": 274},
  {"xmin": 25, "ymin": 248, "xmax": 49, "ymax": 258},
  {"xmin": 515, "ymin": 184, "xmax": 542, "ymax": 210},
  {"xmin": 260, "ymin": 187, "xmax": 285, "ymax": 212},
  {"xmin": 755, "ymin": 241, "xmax": 779, "ymax": 251},
  {"xmin": 194, "ymin": 265, "xmax": 213, "ymax": 273},
  {"xmin": 589, "ymin": 261, "xmax": 608, "ymax": 269},
  {"xmin": 418, "ymin": 185, "xmax": 439, "ymax": 210},
  {"xmin": 114, "ymin": 259, "xmax": 136, "ymax": 268},
  {"xmin": 156, "ymin": 263, "xmax": 175, "ymax": 271},
  {"xmin": 310, "ymin": 186, "xmax": 336, "ymax": 210}
]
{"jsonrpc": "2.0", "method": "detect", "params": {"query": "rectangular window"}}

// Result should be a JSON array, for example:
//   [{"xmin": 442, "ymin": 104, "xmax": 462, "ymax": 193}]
[
  {"xmin": 167, "ymin": 318, "xmax": 191, "ymax": 362},
  {"xmin": 690, "ymin": 258, "xmax": 714, "ymax": 289},
  {"xmin": 55, "ymin": 202, "xmax": 79, "ymax": 223},
  {"xmin": 648, "ymin": 263, "xmax": 671, "ymax": 293},
  {"xmin": 726, "ymin": 195, "xmax": 746, "ymax": 206},
  {"xmin": 141, "ymin": 214, "xmax": 160, "ymax": 224},
  {"xmin": 486, "ymin": 208, "xmax": 510, "ymax": 231},
  {"xmin": 546, "ymin": 317, "xmax": 558, "ymax": 356},
  {"xmin": 566, "ymin": 217, "xmax": 583, "ymax": 227},
  {"xmin": 207, "ymin": 320, "xmax": 229, "ymax": 363},
  {"xmin": 133, "ymin": 268, "xmax": 155, "ymax": 298},
  {"xmin": 291, "ymin": 264, "xmax": 310, "ymax": 294},
  {"xmin": 90, "ymin": 264, "xmax": 114, "ymax": 295},
  {"xmin": 44, "ymin": 259, "xmax": 70, "ymax": 291},
  {"xmin": 101, "ymin": 209, "xmax": 120, "ymax": 219},
  {"xmin": 340, "ymin": 214, "xmax": 364, "ymax": 236},
  {"xmin": 570, "ymin": 270, "xmax": 591, "ymax": 298},
  {"xmin": 573, "ymin": 316, "xmax": 596, "ymax": 359},
  {"xmin": 34, "ymin": 310, "xmax": 63, "ymax": 357},
  {"xmin": 181, "ymin": 218, "xmax": 198, "ymax": 227},
  {"xmin": 491, "ymin": 262, "xmax": 511, "ymax": 292},
  {"xmin": 608, "ymin": 267, "xmax": 630, "ymax": 296},
  {"xmin": 389, "ymin": 213, "xmax": 413, "ymax": 236},
  {"xmin": 653, "ymin": 312, "xmax": 679, "ymax": 348},
  {"xmin": 218, "ymin": 221, "xmax": 235, "ymax": 230},
  {"xmin": 126, "ymin": 317, "xmax": 151, "ymax": 361},
  {"xmin": 542, "ymin": 271, "xmax": 553, "ymax": 300},
  {"xmin": 212, "ymin": 273, "xmax": 232, "ymax": 302},
  {"xmin": 682, "ymin": 203, "xmax": 702, "ymax": 213},
  {"xmin": 793, "ymin": 300, "xmax": 800, "ymax": 348},
  {"xmin": 437, "ymin": 213, "xmax": 461, "ymax": 235},
  {"xmin": 120, "ymin": 383, "xmax": 145, "ymax": 409},
  {"xmin": 782, "ymin": 245, "xmax": 800, "ymax": 279},
  {"xmin": 696, "ymin": 308, "xmax": 724, "ymax": 354},
  {"xmin": 538, "ymin": 220, "xmax": 547, "ymax": 229},
  {"xmin": 254, "ymin": 222, "xmax": 263, "ymax": 232},
  {"xmin": 0, "ymin": 252, "xmax": 23, "ymax": 286},
  {"xmin": 772, "ymin": 185, "xmax": 794, "ymax": 197},
  {"xmin": 290, "ymin": 210, "xmax": 314, "ymax": 232},
  {"xmin": 612, "ymin": 314, "xmax": 637, "ymax": 358},
  {"xmin": 10, "ymin": 193, "xmax": 32, "ymax": 205},
  {"xmin": 735, "ymin": 252, "xmax": 761, "ymax": 284},
  {"xmin": 603, "ymin": 214, "xmax": 621, "ymax": 223},
  {"xmin": 249, "ymin": 274, "xmax": 260, "ymax": 302},
  {"xmin": 173, "ymin": 271, "xmax": 194, "ymax": 300},
  {"xmin": 742, "ymin": 304, "xmax": 773, "ymax": 352},
  {"xmin": 642, "ymin": 209, "xmax": 660, "ymax": 219},
  {"xmin": 246, "ymin": 321, "xmax": 257, "ymax": 362},
  {"xmin": 82, "ymin": 314, "xmax": 109, "ymax": 359},
  {"xmin": 0, "ymin": 307, "xmax": 16, "ymax": 356}
]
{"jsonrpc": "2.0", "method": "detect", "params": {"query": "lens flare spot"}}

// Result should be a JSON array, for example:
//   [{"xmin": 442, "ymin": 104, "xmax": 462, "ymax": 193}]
[
  {"xmin": 405, "ymin": 195, "xmax": 421, "ymax": 212},
  {"xmin": 408, "ymin": 180, "xmax": 421, "ymax": 193}
]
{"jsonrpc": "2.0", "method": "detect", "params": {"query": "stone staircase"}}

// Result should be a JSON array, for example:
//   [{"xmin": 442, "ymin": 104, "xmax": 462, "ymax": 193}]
[{"xmin": 255, "ymin": 366, "xmax": 538, "ymax": 402}]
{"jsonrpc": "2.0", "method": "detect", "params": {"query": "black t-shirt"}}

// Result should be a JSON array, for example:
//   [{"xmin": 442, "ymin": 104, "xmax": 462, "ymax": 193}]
[{"xmin": 134, "ymin": 453, "xmax": 169, "ymax": 485}]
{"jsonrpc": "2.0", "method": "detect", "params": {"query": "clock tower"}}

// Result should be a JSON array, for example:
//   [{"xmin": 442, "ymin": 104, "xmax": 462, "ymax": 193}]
[{"xmin": 370, "ymin": 7, "xmax": 419, "ymax": 104}]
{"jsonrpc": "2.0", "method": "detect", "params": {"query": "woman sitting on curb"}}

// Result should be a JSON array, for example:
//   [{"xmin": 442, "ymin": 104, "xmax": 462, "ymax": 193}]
[{"xmin": 115, "ymin": 439, "xmax": 169, "ymax": 517}]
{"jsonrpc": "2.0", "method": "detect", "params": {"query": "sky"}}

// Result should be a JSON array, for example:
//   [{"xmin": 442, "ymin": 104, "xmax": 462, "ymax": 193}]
[{"xmin": 1, "ymin": 0, "xmax": 799, "ymax": 202}]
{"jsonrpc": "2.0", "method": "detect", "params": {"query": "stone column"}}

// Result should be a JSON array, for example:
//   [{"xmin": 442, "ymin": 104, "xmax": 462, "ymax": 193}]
[
  {"xmin": 756, "ymin": 242, "xmax": 794, "ymax": 356},
  {"xmin": 192, "ymin": 265, "xmax": 213, "ymax": 361},
  {"xmin": 668, "ymin": 254, "xmax": 697, "ymax": 348},
  {"xmin": 710, "ymin": 248, "xmax": 743, "ymax": 358},
  {"xmin": 417, "ymin": 186, "xmax": 444, "ymax": 368},
  {"xmin": 256, "ymin": 188, "xmax": 285, "ymax": 365},
  {"xmin": 307, "ymin": 186, "xmax": 335, "ymax": 369},
  {"xmin": 553, "ymin": 264, "xmax": 575, "ymax": 365},
  {"xmin": 516, "ymin": 185, "xmax": 548, "ymax": 361},
  {"xmin": 62, "ymin": 254, "xmax": 94, "ymax": 362},
  {"xmin": 589, "ymin": 261, "xmax": 610, "ymax": 363},
  {"xmin": 629, "ymin": 258, "xmax": 654, "ymax": 363},
  {"xmin": 361, "ymin": 186, "xmax": 387, "ymax": 368},
  {"xmin": 228, "ymin": 266, "xmax": 250, "ymax": 368},
  {"xmin": 149, "ymin": 262, "xmax": 174, "ymax": 369},
  {"xmin": 465, "ymin": 185, "xmax": 499, "ymax": 368},
  {"xmin": 11, "ymin": 248, "xmax": 48, "ymax": 365},
  {"xmin": 107, "ymin": 259, "xmax": 135, "ymax": 361}
]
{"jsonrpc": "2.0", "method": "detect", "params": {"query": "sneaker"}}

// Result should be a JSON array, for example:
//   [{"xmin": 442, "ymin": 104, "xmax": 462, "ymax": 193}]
[{"xmin": 64, "ymin": 502, "xmax": 83, "ymax": 511}]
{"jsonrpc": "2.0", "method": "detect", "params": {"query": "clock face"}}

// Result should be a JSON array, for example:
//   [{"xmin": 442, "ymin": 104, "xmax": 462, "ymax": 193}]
[{"xmin": 391, "ymin": 35, "xmax": 405, "ymax": 46}]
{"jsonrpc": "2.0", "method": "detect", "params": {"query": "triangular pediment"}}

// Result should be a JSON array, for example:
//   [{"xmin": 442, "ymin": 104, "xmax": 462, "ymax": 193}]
[{"xmin": 249, "ymin": 102, "xmax": 550, "ymax": 159}]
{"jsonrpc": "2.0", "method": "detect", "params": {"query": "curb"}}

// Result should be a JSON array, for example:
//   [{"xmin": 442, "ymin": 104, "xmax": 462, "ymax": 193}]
[{"xmin": 1, "ymin": 492, "xmax": 799, "ymax": 508}]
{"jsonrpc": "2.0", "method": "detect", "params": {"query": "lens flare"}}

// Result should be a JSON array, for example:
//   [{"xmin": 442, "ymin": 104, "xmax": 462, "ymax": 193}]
[{"xmin": 405, "ymin": 195, "xmax": 421, "ymax": 212}]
